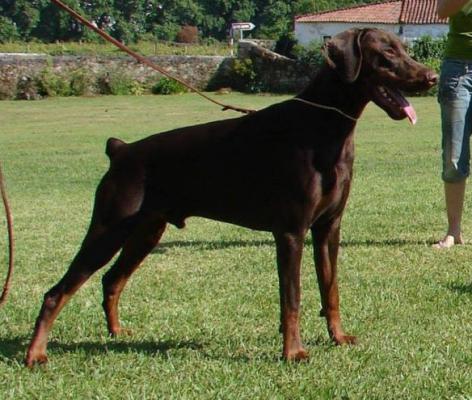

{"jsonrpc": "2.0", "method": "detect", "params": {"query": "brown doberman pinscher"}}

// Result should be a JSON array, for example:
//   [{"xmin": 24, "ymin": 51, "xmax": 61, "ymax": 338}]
[{"xmin": 25, "ymin": 28, "xmax": 437, "ymax": 366}]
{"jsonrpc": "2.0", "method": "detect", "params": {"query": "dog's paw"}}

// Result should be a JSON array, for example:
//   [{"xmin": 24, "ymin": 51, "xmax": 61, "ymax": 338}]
[
  {"xmin": 333, "ymin": 334, "xmax": 357, "ymax": 346},
  {"xmin": 109, "ymin": 327, "xmax": 133, "ymax": 337},
  {"xmin": 284, "ymin": 348, "xmax": 309, "ymax": 362},
  {"xmin": 25, "ymin": 352, "xmax": 48, "ymax": 368}
]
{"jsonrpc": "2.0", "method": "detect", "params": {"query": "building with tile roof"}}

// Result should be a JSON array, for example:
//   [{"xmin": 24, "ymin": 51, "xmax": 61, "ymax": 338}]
[{"xmin": 294, "ymin": 0, "xmax": 448, "ymax": 45}]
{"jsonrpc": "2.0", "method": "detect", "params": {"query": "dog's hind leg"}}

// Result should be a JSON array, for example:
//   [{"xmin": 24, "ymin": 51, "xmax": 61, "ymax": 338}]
[
  {"xmin": 311, "ymin": 220, "xmax": 357, "ymax": 346},
  {"xmin": 25, "ymin": 173, "xmax": 141, "ymax": 367},
  {"xmin": 102, "ymin": 215, "xmax": 167, "ymax": 336},
  {"xmin": 25, "ymin": 223, "xmax": 129, "ymax": 367}
]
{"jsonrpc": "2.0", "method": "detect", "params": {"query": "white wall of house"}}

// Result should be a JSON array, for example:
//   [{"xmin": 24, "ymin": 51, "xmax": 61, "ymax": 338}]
[
  {"xmin": 401, "ymin": 24, "xmax": 448, "ymax": 41},
  {"xmin": 295, "ymin": 22, "xmax": 448, "ymax": 45}
]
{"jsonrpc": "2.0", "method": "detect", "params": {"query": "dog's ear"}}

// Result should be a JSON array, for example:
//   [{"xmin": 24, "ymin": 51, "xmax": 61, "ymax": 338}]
[{"xmin": 322, "ymin": 29, "xmax": 365, "ymax": 83}]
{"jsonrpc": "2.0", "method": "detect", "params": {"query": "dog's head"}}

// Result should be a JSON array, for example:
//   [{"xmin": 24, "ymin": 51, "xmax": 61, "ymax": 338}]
[{"xmin": 323, "ymin": 28, "xmax": 437, "ymax": 124}]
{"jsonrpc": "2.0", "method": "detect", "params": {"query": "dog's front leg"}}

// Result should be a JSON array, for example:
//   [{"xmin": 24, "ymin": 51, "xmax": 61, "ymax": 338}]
[
  {"xmin": 311, "ymin": 222, "xmax": 357, "ymax": 345},
  {"xmin": 274, "ymin": 231, "xmax": 308, "ymax": 361}
]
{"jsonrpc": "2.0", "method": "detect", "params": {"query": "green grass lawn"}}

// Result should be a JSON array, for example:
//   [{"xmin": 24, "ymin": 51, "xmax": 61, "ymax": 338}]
[
  {"xmin": 1, "ymin": 93, "xmax": 472, "ymax": 399},
  {"xmin": 0, "ymin": 40, "xmax": 232, "ymax": 57}
]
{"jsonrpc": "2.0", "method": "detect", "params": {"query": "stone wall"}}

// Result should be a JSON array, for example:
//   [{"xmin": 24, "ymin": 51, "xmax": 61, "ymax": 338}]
[
  {"xmin": 0, "ymin": 42, "xmax": 315, "ymax": 99},
  {"xmin": 238, "ymin": 41, "xmax": 314, "ymax": 93},
  {"xmin": 0, "ymin": 53, "xmax": 232, "ymax": 90}
]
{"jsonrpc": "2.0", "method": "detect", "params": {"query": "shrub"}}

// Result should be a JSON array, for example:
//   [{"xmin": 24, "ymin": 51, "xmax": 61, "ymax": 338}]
[
  {"xmin": 176, "ymin": 25, "xmax": 199, "ymax": 44},
  {"xmin": 153, "ymin": 22, "xmax": 180, "ymax": 41},
  {"xmin": 229, "ymin": 58, "xmax": 263, "ymax": 93},
  {"xmin": 151, "ymin": 77, "xmax": 188, "ymax": 95},
  {"xmin": 96, "ymin": 70, "xmax": 142, "ymax": 95},
  {"xmin": 128, "ymin": 80, "xmax": 146, "ymax": 96},
  {"xmin": 69, "ymin": 68, "xmax": 96, "ymax": 96},
  {"xmin": 0, "ymin": 76, "xmax": 17, "ymax": 100},
  {"xmin": 292, "ymin": 40, "xmax": 324, "ymax": 68},
  {"xmin": 16, "ymin": 75, "xmax": 40, "ymax": 100},
  {"xmin": 34, "ymin": 67, "xmax": 70, "ymax": 97},
  {"xmin": 407, "ymin": 36, "xmax": 445, "ymax": 97},
  {"xmin": 275, "ymin": 32, "xmax": 298, "ymax": 58},
  {"xmin": 409, "ymin": 35, "xmax": 447, "ymax": 63}
]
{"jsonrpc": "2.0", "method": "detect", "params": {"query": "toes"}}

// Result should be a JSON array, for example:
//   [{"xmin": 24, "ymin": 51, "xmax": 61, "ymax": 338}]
[
  {"xmin": 25, "ymin": 353, "xmax": 48, "ymax": 368},
  {"xmin": 284, "ymin": 348, "xmax": 309, "ymax": 361},
  {"xmin": 109, "ymin": 327, "xmax": 133, "ymax": 337},
  {"xmin": 333, "ymin": 334, "xmax": 357, "ymax": 345}
]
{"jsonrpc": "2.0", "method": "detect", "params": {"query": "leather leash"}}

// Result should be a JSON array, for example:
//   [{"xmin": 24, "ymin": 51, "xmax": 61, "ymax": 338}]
[{"xmin": 0, "ymin": 162, "xmax": 14, "ymax": 307}]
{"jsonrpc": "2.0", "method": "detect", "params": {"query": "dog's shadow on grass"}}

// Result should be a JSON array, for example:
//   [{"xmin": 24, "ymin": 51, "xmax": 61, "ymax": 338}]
[
  {"xmin": 0, "ymin": 335, "xmax": 29, "ymax": 362},
  {"xmin": 0, "ymin": 335, "xmax": 312, "ymax": 364},
  {"xmin": 447, "ymin": 282, "xmax": 472, "ymax": 295},
  {"xmin": 153, "ymin": 238, "xmax": 429, "ymax": 254},
  {"xmin": 0, "ymin": 335, "xmax": 206, "ymax": 364},
  {"xmin": 48, "ymin": 338, "xmax": 205, "ymax": 358},
  {"xmin": 153, "ymin": 239, "xmax": 274, "ymax": 253},
  {"xmin": 0, "ymin": 335, "xmax": 279, "ymax": 364}
]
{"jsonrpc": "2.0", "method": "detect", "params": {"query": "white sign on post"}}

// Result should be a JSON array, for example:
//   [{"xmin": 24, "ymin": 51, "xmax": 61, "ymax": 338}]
[{"xmin": 231, "ymin": 22, "xmax": 255, "ymax": 40}]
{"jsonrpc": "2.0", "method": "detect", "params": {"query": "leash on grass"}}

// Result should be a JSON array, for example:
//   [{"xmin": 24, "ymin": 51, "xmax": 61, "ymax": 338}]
[
  {"xmin": 50, "ymin": 0, "xmax": 256, "ymax": 115},
  {"xmin": 0, "ymin": 162, "xmax": 14, "ymax": 307}
]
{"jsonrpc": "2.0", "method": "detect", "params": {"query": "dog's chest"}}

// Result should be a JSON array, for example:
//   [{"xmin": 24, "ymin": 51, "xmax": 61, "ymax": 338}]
[{"xmin": 306, "ymin": 140, "xmax": 354, "ymax": 224}]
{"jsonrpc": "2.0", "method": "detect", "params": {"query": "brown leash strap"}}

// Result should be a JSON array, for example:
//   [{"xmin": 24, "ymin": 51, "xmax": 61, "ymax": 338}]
[
  {"xmin": 0, "ymin": 162, "xmax": 14, "ymax": 307},
  {"xmin": 50, "ymin": 0, "xmax": 255, "ymax": 115}
]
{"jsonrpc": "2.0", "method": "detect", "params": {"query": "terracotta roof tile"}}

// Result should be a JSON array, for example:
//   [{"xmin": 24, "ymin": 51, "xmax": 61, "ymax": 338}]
[
  {"xmin": 295, "ymin": 0, "xmax": 447, "ymax": 25},
  {"xmin": 400, "ymin": 0, "xmax": 448, "ymax": 23}
]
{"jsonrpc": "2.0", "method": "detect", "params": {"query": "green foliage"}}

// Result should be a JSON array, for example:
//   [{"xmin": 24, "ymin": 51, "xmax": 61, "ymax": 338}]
[
  {"xmin": 292, "ymin": 39, "xmax": 324, "ymax": 68},
  {"xmin": 407, "ymin": 35, "xmax": 446, "ymax": 97},
  {"xmin": 0, "ymin": 40, "xmax": 231, "ymax": 56},
  {"xmin": 96, "ymin": 70, "xmax": 143, "ymax": 95},
  {"xmin": 257, "ymin": 0, "xmax": 292, "ymax": 39},
  {"xmin": 274, "ymin": 32, "xmax": 298, "ymax": 58},
  {"xmin": 229, "ymin": 57, "xmax": 263, "ymax": 93},
  {"xmin": 0, "ymin": 75, "xmax": 17, "ymax": 99},
  {"xmin": 1, "ymin": 0, "xmax": 41, "ymax": 39},
  {"xmin": 15, "ymin": 74, "xmax": 40, "ymax": 99},
  {"xmin": 35, "ymin": 67, "xmax": 71, "ymax": 97},
  {"xmin": 0, "ymin": 0, "xmax": 368, "ymax": 43},
  {"xmin": 151, "ymin": 77, "xmax": 188, "ymax": 94},
  {"xmin": 409, "ymin": 35, "xmax": 447, "ymax": 63},
  {"xmin": 0, "ymin": 16, "xmax": 19, "ymax": 43},
  {"xmin": 69, "ymin": 67, "xmax": 96, "ymax": 96}
]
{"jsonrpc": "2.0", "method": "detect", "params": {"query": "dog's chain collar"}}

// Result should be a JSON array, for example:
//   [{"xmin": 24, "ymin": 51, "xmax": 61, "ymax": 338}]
[{"xmin": 292, "ymin": 97, "xmax": 358, "ymax": 122}]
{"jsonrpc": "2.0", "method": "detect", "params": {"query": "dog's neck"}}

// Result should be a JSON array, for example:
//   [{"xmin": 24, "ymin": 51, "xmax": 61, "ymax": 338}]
[{"xmin": 298, "ymin": 64, "xmax": 369, "ymax": 121}]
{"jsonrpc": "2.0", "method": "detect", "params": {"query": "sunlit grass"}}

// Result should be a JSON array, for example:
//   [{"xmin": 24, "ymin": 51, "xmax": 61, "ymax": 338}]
[
  {"xmin": 1, "ymin": 94, "xmax": 472, "ymax": 399},
  {"xmin": 0, "ymin": 40, "xmax": 232, "ymax": 57}
]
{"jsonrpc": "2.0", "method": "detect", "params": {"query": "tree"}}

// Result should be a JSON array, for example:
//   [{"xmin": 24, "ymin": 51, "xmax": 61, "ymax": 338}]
[
  {"xmin": 0, "ymin": 0, "xmax": 374, "ymax": 43},
  {"xmin": 33, "ymin": 0, "xmax": 84, "ymax": 41},
  {"xmin": 1, "ymin": 0, "xmax": 43, "ymax": 39},
  {"xmin": 0, "ymin": 16, "xmax": 20, "ymax": 42},
  {"xmin": 198, "ymin": 0, "xmax": 256, "ymax": 39}
]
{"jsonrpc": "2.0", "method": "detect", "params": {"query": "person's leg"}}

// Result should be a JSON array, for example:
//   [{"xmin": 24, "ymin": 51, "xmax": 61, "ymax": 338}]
[
  {"xmin": 435, "ymin": 59, "xmax": 472, "ymax": 248},
  {"xmin": 434, "ymin": 180, "xmax": 466, "ymax": 248}
]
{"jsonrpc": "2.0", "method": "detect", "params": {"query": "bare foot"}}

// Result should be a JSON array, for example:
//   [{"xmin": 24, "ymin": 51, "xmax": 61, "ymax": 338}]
[{"xmin": 432, "ymin": 235, "xmax": 464, "ymax": 249}]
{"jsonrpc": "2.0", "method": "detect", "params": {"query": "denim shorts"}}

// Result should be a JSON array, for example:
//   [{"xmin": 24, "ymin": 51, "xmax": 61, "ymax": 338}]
[{"xmin": 438, "ymin": 58, "xmax": 472, "ymax": 182}]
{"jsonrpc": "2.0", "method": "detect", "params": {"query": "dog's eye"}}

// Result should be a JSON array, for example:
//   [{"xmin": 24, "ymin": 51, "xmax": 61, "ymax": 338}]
[{"xmin": 378, "ymin": 54, "xmax": 394, "ymax": 68}]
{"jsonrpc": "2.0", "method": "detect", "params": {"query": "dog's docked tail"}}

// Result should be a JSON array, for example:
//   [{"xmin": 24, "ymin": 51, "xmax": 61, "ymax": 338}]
[{"xmin": 106, "ymin": 137, "xmax": 126, "ymax": 159}]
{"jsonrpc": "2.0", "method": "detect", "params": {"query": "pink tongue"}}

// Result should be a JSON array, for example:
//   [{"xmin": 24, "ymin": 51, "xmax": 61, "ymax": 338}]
[{"xmin": 403, "ymin": 105, "xmax": 417, "ymax": 125}]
